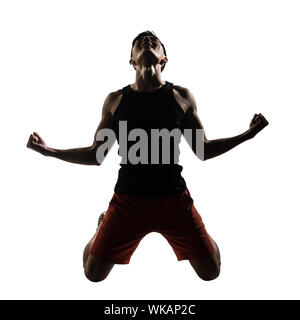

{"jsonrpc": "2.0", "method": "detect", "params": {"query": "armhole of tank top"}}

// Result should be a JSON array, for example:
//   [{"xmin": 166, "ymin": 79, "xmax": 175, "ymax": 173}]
[
  {"xmin": 169, "ymin": 84, "xmax": 186, "ymax": 116},
  {"xmin": 112, "ymin": 86, "xmax": 128, "ymax": 118}
]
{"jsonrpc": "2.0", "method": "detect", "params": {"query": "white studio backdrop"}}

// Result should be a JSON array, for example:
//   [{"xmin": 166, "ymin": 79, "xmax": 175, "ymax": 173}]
[{"xmin": 0, "ymin": 0, "xmax": 299, "ymax": 299}]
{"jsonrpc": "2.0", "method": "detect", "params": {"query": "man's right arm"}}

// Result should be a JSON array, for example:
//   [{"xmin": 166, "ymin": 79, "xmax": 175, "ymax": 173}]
[{"xmin": 27, "ymin": 90, "xmax": 122, "ymax": 165}]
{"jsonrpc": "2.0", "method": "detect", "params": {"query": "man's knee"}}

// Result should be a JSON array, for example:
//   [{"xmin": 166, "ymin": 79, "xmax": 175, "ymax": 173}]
[
  {"xmin": 83, "ymin": 254, "xmax": 114, "ymax": 282},
  {"xmin": 84, "ymin": 267, "xmax": 107, "ymax": 282},
  {"xmin": 198, "ymin": 262, "xmax": 220, "ymax": 281},
  {"xmin": 190, "ymin": 255, "xmax": 221, "ymax": 281}
]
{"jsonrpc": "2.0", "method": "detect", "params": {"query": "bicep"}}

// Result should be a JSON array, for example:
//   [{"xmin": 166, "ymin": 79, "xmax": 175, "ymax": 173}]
[
  {"xmin": 91, "ymin": 93, "xmax": 117, "ymax": 149},
  {"xmin": 181, "ymin": 91, "xmax": 208, "ymax": 143}
]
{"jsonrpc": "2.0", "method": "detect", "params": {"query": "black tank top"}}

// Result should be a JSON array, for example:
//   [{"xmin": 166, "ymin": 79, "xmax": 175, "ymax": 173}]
[{"xmin": 112, "ymin": 81, "xmax": 187, "ymax": 197}]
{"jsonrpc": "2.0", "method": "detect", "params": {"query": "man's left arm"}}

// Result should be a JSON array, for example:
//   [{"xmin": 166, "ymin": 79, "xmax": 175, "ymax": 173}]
[{"xmin": 179, "ymin": 88, "xmax": 269, "ymax": 160}]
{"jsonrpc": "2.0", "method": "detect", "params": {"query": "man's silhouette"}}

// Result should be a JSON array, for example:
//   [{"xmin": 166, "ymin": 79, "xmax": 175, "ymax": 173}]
[{"xmin": 27, "ymin": 31, "xmax": 268, "ymax": 282}]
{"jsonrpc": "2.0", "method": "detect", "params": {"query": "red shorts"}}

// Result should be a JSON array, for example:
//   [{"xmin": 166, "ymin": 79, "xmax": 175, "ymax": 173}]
[{"xmin": 89, "ymin": 188, "xmax": 216, "ymax": 264}]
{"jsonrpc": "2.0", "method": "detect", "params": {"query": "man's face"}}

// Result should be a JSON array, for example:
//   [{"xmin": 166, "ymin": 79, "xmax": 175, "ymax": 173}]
[{"xmin": 130, "ymin": 35, "xmax": 168, "ymax": 70}]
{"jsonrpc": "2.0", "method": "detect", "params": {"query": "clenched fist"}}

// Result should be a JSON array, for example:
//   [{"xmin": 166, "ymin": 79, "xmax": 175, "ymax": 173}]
[
  {"xmin": 248, "ymin": 113, "xmax": 269, "ymax": 138},
  {"xmin": 27, "ymin": 132, "xmax": 48, "ymax": 155}
]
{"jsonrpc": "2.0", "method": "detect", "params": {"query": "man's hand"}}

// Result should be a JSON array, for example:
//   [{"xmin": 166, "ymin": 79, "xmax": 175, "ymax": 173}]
[
  {"xmin": 25, "ymin": 90, "xmax": 120, "ymax": 165},
  {"xmin": 248, "ymin": 113, "xmax": 269, "ymax": 138},
  {"xmin": 27, "ymin": 132, "xmax": 48, "ymax": 155}
]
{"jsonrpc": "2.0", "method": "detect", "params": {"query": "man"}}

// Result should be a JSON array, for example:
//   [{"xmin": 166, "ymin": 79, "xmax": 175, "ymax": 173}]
[{"xmin": 27, "ymin": 31, "xmax": 268, "ymax": 282}]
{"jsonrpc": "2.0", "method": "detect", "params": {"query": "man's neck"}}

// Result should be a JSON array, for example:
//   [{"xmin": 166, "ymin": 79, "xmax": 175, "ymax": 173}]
[{"xmin": 132, "ymin": 65, "xmax": 165, "ymax": 92}]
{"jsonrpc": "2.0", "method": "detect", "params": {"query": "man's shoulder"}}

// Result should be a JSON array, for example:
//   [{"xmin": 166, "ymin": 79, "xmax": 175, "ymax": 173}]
[
  {"xmin": 173, "ymin": 84, "xmax": 191, "ymax": 100},
  {"xmin": 101, "ymin": 88, "xmax": 123, "ymax": 116},
  {"xmin": 107, "ymin": 88, "xmax": 123, "ymax": 101},
  {"xmin": 172, "ymin": 84, "xmax": 195, "ymax": 113}
]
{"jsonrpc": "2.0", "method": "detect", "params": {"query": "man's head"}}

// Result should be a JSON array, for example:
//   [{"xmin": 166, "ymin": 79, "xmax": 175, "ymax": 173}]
[{"xmin": 130, "ymin": 31, "xmax": 168, "ymax": 72}]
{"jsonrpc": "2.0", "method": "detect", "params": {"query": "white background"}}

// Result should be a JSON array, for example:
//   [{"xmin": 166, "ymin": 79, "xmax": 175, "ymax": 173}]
[{"xmin": 0, "ymin": 0, "xmax": 299, "ymax": 299}]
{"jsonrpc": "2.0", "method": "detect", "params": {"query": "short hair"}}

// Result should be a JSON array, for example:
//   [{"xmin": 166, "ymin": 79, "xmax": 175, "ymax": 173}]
[{"xmin": 130, "ymin": 30, "xmax": 167, "ymax": 71}]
